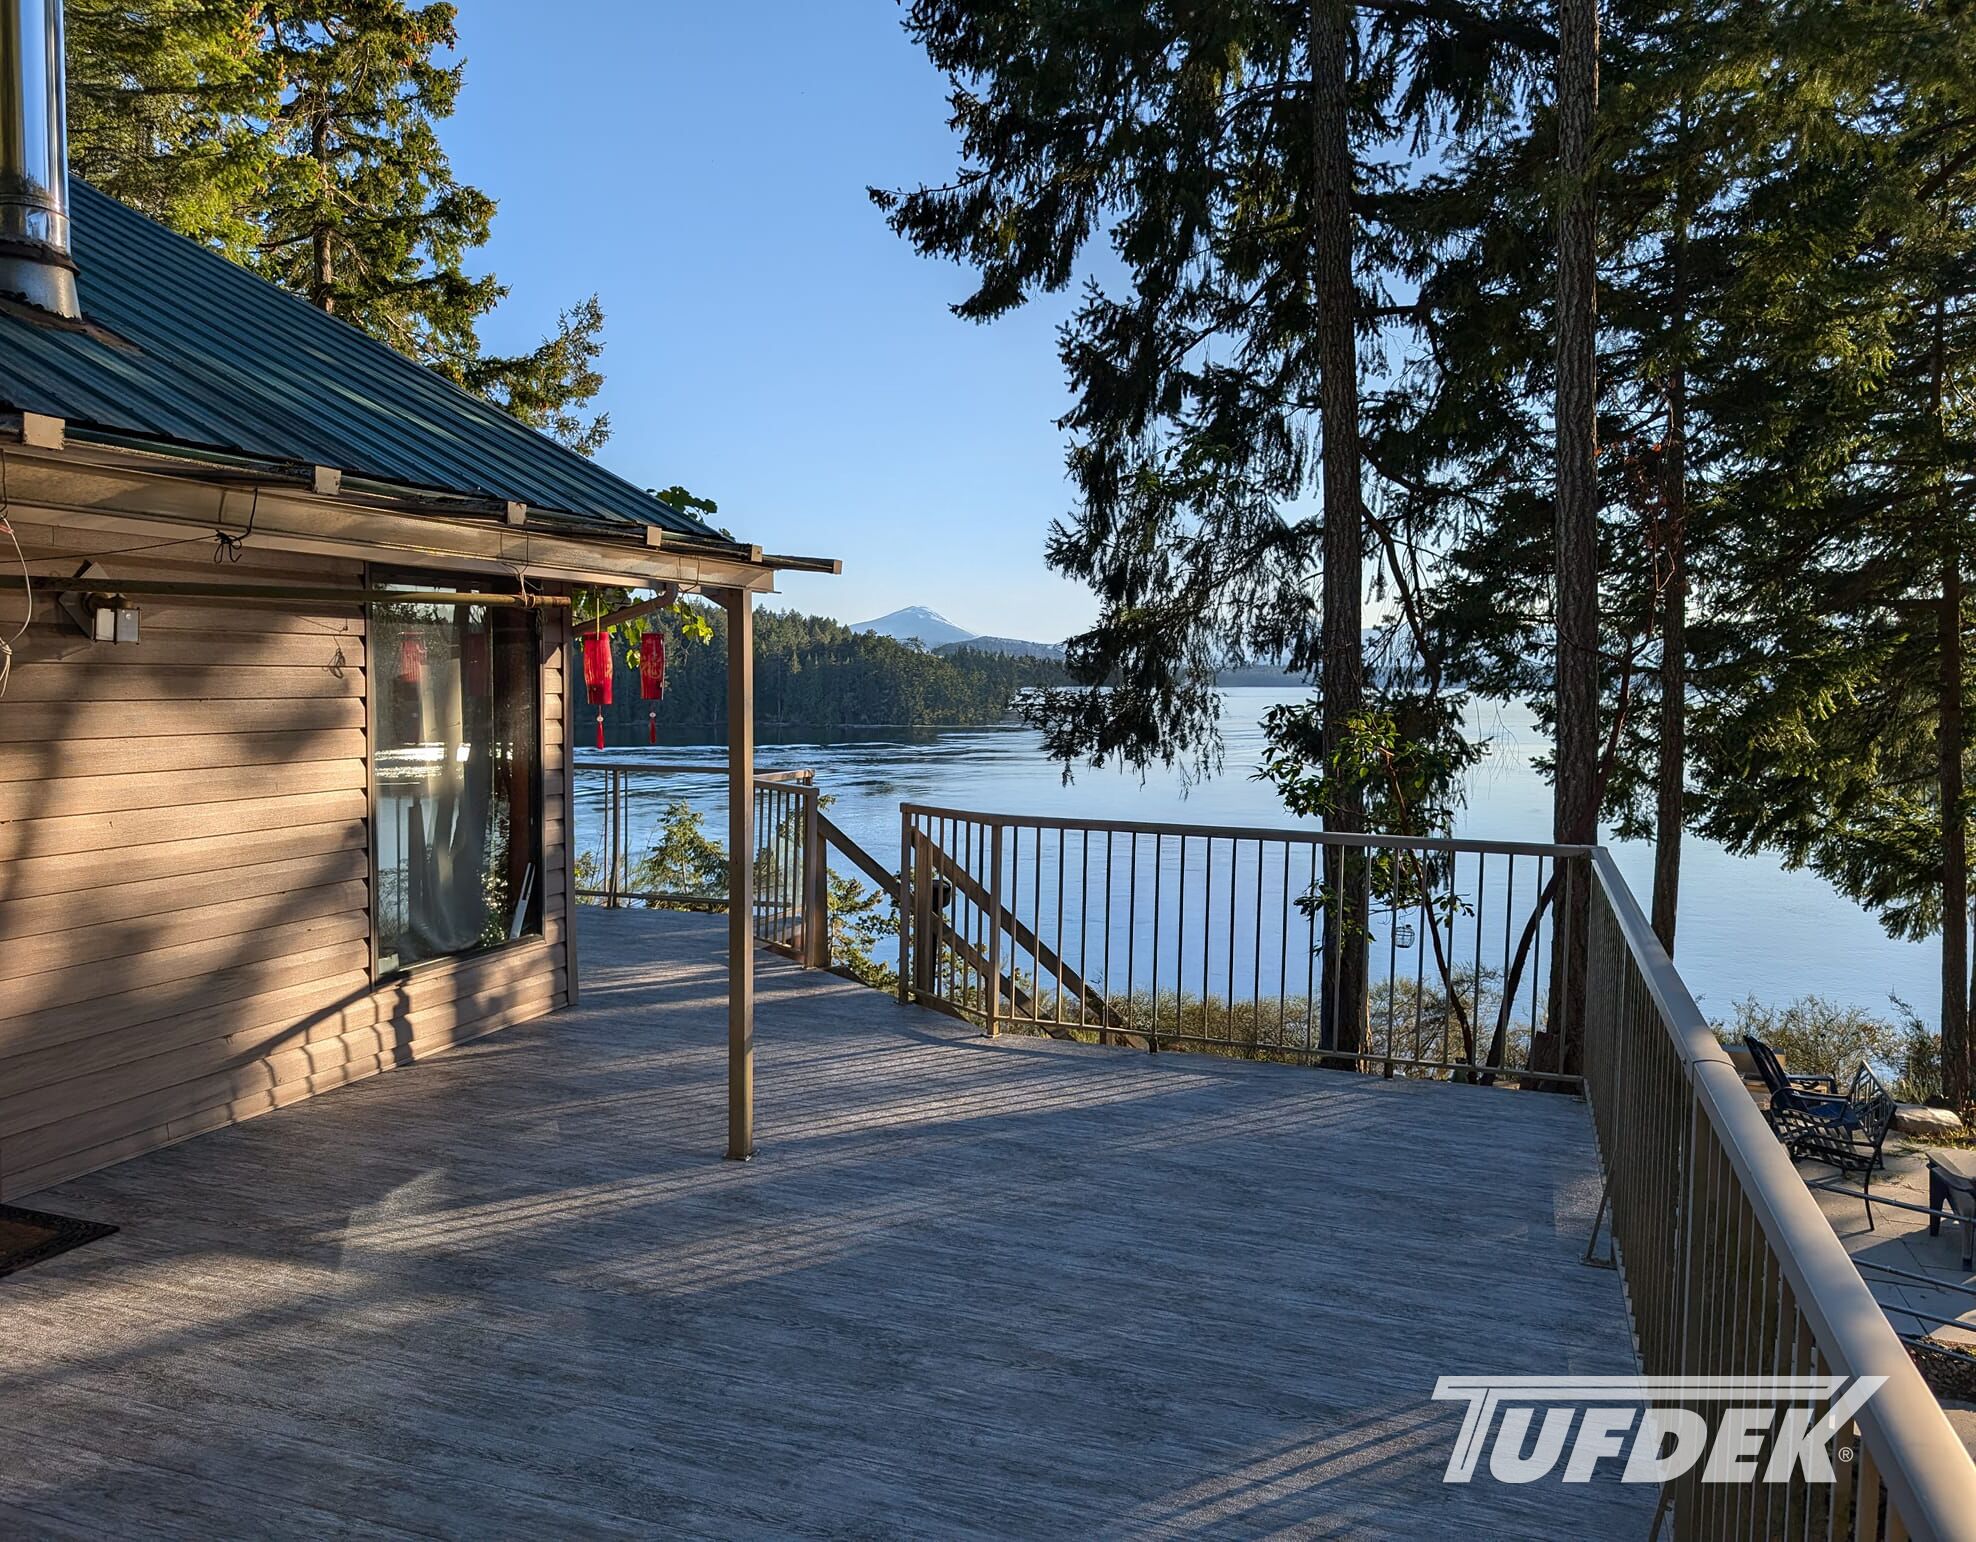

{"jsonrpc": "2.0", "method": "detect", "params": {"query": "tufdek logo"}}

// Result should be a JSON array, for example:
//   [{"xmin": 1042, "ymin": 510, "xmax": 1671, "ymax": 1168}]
[{"xmin": 1431, "ymin": 1376, "xmax": 1887, "ymax": 1485}]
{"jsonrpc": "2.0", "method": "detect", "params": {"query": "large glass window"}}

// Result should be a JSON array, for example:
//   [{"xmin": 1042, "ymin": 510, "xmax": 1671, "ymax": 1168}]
[{"xmin": 371, "ymin": 588, "xmax": 543, "ymax": 973}]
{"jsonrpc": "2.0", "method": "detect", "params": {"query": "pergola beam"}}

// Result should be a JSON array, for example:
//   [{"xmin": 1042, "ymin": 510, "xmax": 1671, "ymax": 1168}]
[{"xmin": 586, "ymin": 584, "xmax": 680, "ymax": 633}]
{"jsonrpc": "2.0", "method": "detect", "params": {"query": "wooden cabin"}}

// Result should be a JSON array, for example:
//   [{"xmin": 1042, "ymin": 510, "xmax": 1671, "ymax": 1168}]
[{"xmin": 0, "ymin": 28, "xmax": 824, "ymax": 1197}]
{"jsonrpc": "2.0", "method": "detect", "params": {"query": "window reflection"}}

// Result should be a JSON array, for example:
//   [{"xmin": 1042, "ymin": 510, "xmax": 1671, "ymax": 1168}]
[{"xmin": 372, "ymin": 597, "xmax": 541, "ymax": 972}]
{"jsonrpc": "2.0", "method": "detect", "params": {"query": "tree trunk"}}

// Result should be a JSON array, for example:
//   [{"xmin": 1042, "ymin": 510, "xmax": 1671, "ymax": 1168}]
[
  {"xmin": 310, "ymin": 109, "xmax": 334, "ymax": 313},
  {"xmin": 1942, "ymin": 553, "xmax": 1968, "ymax": 1111},
  {"xmin": 1546, "ymin": 0, "xmax": 1601, "ymax": 1077},
  {"xmin": 1651, "ymin": 183, "xmax": 1689, "ymax": 957},
  {"xmin": 1310, "ymin": 0, "xmax": 1368, "ymax": 1058},
  {"xmin": 1934, "ymin": 300, "xmax": 1970, "ymax": 1112}
]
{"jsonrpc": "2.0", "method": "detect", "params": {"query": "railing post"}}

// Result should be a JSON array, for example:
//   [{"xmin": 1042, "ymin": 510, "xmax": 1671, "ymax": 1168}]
[
  {"xmin": 898, "ymin": 808, "xmax": 912, "ymax": 1002},
  {"xmin": 912, "ymin": 832, "xmax": 937, "ymax": 1002},
  {"xmin": 606, "ymin": 767, "xmax": 621, "ymax": 909},
  {"xmin": 802, "ymin": 787, "xmax": 827, "ymax": 969},
  {"xmin": 985, "ymin": 822, "xmax": 1003, "ymax": 1037}
]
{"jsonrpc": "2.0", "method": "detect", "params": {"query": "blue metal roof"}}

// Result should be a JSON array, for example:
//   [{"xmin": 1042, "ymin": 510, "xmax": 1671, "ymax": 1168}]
[{"xmin": 0, "ymin": 181, "xmax": 720, "ymax": 541}]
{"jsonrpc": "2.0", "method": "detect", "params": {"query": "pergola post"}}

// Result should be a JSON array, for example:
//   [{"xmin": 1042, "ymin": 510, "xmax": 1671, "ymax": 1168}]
[{"xmin": 724, "ymin": 587, "xmax": 755, "ymax": 1160}]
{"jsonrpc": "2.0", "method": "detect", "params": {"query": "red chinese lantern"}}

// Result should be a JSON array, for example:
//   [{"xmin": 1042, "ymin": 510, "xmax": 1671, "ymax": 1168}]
[
  {"xmin": 397, "ymin": 635, "xmax": 426, "ymax": 685},
  {"xmin": 639, "ymin": 630, "xmax": 666, "ymax": 701},
  {"xmin": 580, "ymin": 631, "xmax": 614, "ymax": 706},
  {"xmin": 581, "ymin": 629, "xmax": 614, "ymax": 750},
  {"xmin": 634, "ymin": 632, "xmax": 666, "ymax": 745}
]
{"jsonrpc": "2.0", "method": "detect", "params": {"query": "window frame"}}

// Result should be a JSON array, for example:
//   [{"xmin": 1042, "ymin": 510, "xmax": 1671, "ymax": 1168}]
[{"xmin": 365, "ymin": 566, "xmax": 547, "ymax": 983}]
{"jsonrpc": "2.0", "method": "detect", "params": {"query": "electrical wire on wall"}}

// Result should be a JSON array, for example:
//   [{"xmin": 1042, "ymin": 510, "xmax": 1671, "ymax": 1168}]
[{"xmin": 212, "ymin": 487, "xmax": 258, "ymax": 563}]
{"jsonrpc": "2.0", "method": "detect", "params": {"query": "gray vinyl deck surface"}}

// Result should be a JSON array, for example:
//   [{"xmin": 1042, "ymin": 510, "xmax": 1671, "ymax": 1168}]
[{"xmin": 1, "ymin": 910, "xmax": 1652, "ymax": 1539}]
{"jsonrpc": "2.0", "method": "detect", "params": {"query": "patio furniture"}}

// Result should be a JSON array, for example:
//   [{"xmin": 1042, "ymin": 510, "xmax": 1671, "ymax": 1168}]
[
  {"xmin": 1767, "ymin": 1062, "xmax": 1897, "ymax": 1225},
  {"xmin": 1741, "ymin": 1034, "xmax": 1842, "ymax": 1119},
  {"xmin": 1927, "ymin": 1150, "xmax": 1976, "ymax": 1270}
]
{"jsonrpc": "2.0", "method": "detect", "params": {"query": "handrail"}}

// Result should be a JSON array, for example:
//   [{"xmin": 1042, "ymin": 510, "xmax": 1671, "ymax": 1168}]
[
  {"xmin": 1587, "ymin": 849, "xmax": 1732, "ymax": 1068},
  {"xmin": 578, "ymin": 758, "xmax": 814, "ymax": 784},
  {"xmin": 1589, "ymin": 850, "xmax": 1976, "ymax": 1537},
  {"xmin": 901, "ymin": 800, "xmax": 1593, "ymax": 858},
  {"xmin": 917, "ymin": 833, "xmax": 1132, "ymax": 1037},
  {"xmin": 573, "ymin": 765, "xmax": 902, "ymax": 978}
]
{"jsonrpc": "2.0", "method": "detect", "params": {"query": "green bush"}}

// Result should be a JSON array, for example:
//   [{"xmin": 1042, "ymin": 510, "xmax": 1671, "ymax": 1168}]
[{"xmin": 1713, "ymin": 995, "xmax": 1942, "ymax": 1104}]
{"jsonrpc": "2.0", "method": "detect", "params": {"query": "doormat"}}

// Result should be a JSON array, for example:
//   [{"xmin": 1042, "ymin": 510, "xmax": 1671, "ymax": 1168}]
[{"xmin": 0, "ymin": 1205, "xmax": 117, "ymax": 1280}]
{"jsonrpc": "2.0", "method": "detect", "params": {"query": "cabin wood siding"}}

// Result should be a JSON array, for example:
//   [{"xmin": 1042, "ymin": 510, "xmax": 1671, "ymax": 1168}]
[{"xmin": 0, "ymin": 517, "xmax": 576, "ymax": 1200}]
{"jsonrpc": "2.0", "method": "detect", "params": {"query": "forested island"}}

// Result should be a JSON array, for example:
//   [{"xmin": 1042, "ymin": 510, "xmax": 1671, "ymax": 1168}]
[{"xmin": 580, "ymin": 606, "xmax": 1068, "ymax": 733}]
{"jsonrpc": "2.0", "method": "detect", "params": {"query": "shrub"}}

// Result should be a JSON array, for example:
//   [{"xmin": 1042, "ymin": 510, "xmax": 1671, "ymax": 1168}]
[{"xmin": 1713, "ymin": 995, "xmax": 1943, "ymax": 1104}]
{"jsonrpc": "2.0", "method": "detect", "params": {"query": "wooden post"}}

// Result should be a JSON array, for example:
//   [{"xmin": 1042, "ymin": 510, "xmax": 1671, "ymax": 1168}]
[
  {"xmin": 560, "ymin": 605, "xmax": 580, "ymax": 1006},
  {"xmin": 606, "ymin": 769, "xmax": 621, "ymax": 909},
  {"xmin": 911, "ymin": 833, "xmax": 937, "ymax": 1002},
  {"xmin": 724, "ymin": 589, "xmax": 755, "ymax": 1161},
  {"xmin": 802, "ymin": 786, "xmax": 827, "ymax": 969},
  {"xmin": 897, "ymin": 808, "xmax": 912, "ymax": 1003},
  {"xmin": 985, "ymin": 823, "xmax": 1003, "ymax": 1037}
]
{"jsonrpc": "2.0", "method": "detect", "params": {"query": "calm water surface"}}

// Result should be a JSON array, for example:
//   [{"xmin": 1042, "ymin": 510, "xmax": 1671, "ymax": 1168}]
[{"xmin": 574, "ymin": 688, "xmax": 1938, "ymax": 1025}]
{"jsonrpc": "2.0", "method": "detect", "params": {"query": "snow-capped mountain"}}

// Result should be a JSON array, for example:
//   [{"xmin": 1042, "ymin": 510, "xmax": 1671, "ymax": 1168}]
[{"xmin": 850, "ymin": 606, "xmax": 979, "ymax": 650}]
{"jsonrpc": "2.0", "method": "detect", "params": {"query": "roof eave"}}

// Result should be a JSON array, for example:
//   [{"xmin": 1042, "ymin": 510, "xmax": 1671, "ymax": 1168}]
[{"xmin": 1, "ymin": 425, "xmax": 811, "ymax": 594}]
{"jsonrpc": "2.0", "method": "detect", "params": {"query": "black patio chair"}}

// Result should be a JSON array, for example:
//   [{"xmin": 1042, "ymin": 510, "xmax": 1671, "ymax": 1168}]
[
  {"xmin": 1742, "ymin": 1034, "xmax": 1842, "ymax": 1120},
  {"xmin": 1766, "ymin": 1063, "xmax": 1898, "ymax": 1226}
]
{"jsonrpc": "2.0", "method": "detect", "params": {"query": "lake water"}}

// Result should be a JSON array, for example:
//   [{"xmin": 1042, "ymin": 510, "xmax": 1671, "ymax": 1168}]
[{"xmin": 572, "ymin": 688, "xmax": 1940, "ymax": 1027}]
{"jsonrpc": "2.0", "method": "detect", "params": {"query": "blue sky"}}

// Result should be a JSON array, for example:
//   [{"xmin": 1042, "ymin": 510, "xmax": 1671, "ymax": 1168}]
[{"xmin": 446, "ymin": 1, "xmax": 1097, "ymax": 640}]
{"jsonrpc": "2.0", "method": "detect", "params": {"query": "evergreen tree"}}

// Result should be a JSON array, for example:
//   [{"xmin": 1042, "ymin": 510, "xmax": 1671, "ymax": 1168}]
[
  {"xmin": 66, "ymin": 0, "xmax": 268, "ymax": 254},
  {"xmin": 1331, "ymin": 0, "xmax": 1809, "ymax": 1078},
  {"xmin": 254, "ymin": 2, "xmax": 490, "ymax": 346},
  {"xmin": 464, "ymin": 295, "xmax": 610, "ymax": 456},
  {"xmin": 1549, "ymin": 0, "xmax": 1601, "ymax": 1076},
  {"xmin": 1691, "ymin": 0, "xmax": 1976, "ymax": 1110},
  {"xmin": 875, "ymin": 0, "xmax": 1544, "ymax": 1050},
  {"xmin": 67, "ymin": 0, "xmax": 610, "ymax": 452}
]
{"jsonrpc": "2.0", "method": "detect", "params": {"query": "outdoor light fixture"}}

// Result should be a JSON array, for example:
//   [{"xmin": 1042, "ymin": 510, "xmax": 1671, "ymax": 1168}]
[{"xmin": 89, "ymin": 599, "xmax": 138, "ymax": 644}]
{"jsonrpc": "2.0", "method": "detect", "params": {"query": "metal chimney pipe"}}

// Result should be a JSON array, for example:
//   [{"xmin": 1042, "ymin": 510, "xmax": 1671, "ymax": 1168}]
[{"xmin": 0, "ymin": 0, "xmax": 78, "ymax": 317}]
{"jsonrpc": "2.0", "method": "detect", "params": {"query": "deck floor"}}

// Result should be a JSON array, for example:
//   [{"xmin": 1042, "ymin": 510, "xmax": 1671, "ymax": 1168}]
[{"xmin": 1, "ymin": 909, "xmax": 1650, "ymax": 1538}]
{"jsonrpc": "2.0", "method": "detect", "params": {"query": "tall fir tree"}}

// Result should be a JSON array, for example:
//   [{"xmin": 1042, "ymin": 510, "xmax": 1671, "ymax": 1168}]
[
  {"xmin": 66, "ymin": 0, "xmax": 610, "ymax": 452},
  {"xmin": 65, "ymin": 0, "xmax": 268, "ymax": 255},
  {"xmin": 1691, "ymin": 0, "xmax": 1976, "ymax": 1110},
  {"xmin": 876, "ymin": 0, "xmax": 1543, "ymax": 1050}
]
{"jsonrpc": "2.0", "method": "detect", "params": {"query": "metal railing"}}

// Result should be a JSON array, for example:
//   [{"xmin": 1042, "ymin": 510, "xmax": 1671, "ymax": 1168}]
[
  {"xmin": 1584, "ymin": 849, "xmax": 1976, "ymax": 1541},
  {"xmin": 575, "ymin": 760, "xmax": 824, "ymax": 962},
  {"xmin": 575, "ymin": 762, "xmax": 895, "ymax": 972},
  {"xmin": 895, "ymin": 805, "xmax": 1976, "ymax": 1538},
  {"xmin": 898, "ymin": 803, "xmax": 1584, "ymax": 1083},
  {"xmin": 569, "ymin": 781, "xmax": 1976, "ymax": 1531}
]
